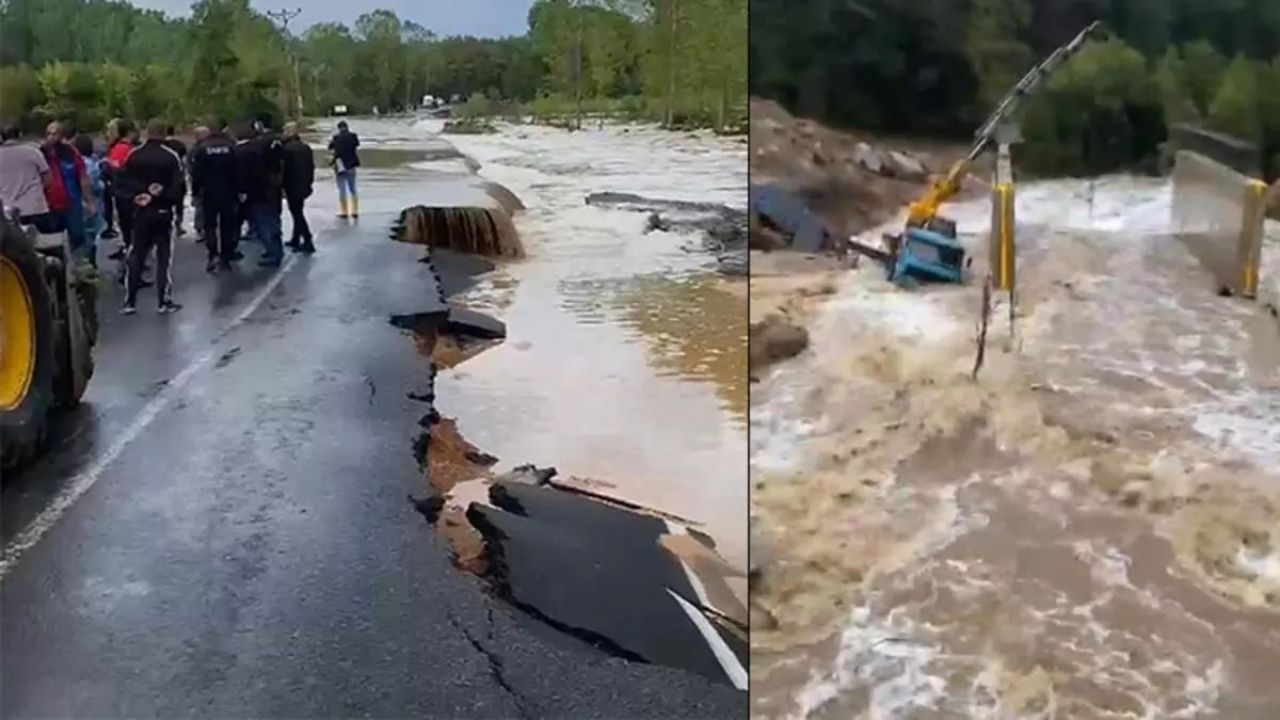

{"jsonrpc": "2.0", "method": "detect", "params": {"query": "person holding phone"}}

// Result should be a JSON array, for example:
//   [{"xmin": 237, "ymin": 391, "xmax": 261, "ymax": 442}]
[{"xmin": 327, "ymin": 120, "xmax": 360, "ymax": 219}]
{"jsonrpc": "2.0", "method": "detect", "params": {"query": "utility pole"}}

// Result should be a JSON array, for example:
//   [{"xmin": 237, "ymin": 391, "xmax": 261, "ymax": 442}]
[{"xmin": 268, "ymin": 7, "xmax": 305, "ymax": 121}]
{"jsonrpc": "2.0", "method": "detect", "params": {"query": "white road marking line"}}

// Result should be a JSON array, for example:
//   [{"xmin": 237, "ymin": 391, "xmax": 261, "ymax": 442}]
[
  {"xmin": 0, "ymin": 256, "xmax": 298, "ymax": 579},
  {"xmin": 666, "ymin": 588, "xmax": 748, "ymax": 691},
  {"xmin": 663, "ymin": 520, "xmax": 747, "ymax": 690},
  {"xmin": 664, "ymin": 521, "xmax": 720, "ymax": 611}
]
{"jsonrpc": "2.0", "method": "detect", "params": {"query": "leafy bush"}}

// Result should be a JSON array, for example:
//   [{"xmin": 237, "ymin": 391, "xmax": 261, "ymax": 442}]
[
  {"xmin": 458, "ymin": 91, "xmax": 496, "ymax": 118},
  {"xmin": 0, "ymin": 65, "xmax": 42, "ymax": 128}
]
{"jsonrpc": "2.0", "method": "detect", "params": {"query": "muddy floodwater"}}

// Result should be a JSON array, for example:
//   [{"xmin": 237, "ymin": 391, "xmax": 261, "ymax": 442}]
[
  {"xmin": 752, "ymin": 178, "xmax": 1280, "ymax": 718},
  {"xmin": 309, "ymin": 118, "xmax": 748, "ymax": 569}
]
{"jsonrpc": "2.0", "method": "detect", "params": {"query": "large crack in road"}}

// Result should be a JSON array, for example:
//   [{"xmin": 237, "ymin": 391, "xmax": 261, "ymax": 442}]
[
  {"xmin": 395, "ymin": 231, "xmax": 747, "ymax": 689},
  {"xmin": 1, "ymin": 125, "xmax": 746, "ymax": 716}
]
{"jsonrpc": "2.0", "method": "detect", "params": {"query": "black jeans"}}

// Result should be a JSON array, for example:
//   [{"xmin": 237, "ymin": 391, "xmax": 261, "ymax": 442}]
[
  {"xmin": 202, "ymin": 198, "xmax": 240, "ymax": 261},
  {"xmin": 117, "ymin": 201, "xmax": 135, "ymax": 248},
  {"xmin": 102, "ymin": 179, "xmax": 115, "ymax": 231},
  {"xmin": 127, "ymin": 207, "xmax": 174, "ymax": 307},
  {"xmin": 287, "ymin": 193, "xmax": 311, "ymax": 243}
]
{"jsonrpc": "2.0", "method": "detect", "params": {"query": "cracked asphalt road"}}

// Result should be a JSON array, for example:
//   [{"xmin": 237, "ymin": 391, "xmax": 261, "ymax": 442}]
[{"xmin": 0, "ymin": 216, "xmax": 745, "ymax": 718}]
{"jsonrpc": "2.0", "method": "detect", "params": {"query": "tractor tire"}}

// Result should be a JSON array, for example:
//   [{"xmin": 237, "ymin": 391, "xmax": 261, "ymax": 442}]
[
  {"xmin": 1, "ymin": 217, "xmax": 55, "ymax": 471},
  {"xmin": 63, "ymin": 284, "xmax": 94, "ymax": 407},
  {"xmin": 43, "ymin": 256, "xmax": 94, "ymax": 408}
]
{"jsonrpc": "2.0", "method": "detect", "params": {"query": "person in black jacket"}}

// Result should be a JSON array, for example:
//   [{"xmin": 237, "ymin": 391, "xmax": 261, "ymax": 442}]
[
  {"xmin": 163, "ymin": 125, "xmax": 189, "ymax": 236},
  {"xmin": 233, "ymin": 121, "xmax": 286, "ymax": 267},
  {"xmin": 189, "ymin": 125, "xmax": 209, "ymax": 242},
  {"xmin": 114, "ymin": 118, "xmax": 184, "ymax": 315},
  {"xmin": 281, "ymin": 122, "xmax": 316, "ymax": 253},
  {"xmin": 190, "ymin": 119, "xmax": 241, "ymax": 273},
  {"xmin": 328, "ymin": 120, "xmax": 360, "ymax": 218}
]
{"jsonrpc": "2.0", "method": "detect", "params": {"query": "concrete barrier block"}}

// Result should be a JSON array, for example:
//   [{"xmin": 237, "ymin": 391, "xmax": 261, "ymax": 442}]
[{"xmin": 1172, "ymin": 150, "xmax": 1267, "ymax": 299}]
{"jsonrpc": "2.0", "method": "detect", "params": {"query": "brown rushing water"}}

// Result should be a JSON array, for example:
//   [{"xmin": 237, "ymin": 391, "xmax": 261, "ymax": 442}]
[
  {"xmin": 319, "ymin": 118, "xmax": 750, "ymax": 569},
  {"xmin": 751, "ymin": 179, "xmax": 1280, "ymax": 719}
]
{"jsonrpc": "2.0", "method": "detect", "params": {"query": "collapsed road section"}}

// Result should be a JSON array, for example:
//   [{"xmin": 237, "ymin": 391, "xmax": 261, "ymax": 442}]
[{"xmin": 386, "ymin": 166, "xmax": 748, "ymax": 689}]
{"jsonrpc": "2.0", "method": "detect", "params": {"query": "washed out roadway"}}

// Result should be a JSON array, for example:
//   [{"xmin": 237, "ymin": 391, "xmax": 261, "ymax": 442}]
[{"xmin": 0, "ymin": 217, "xmax": 744, "ymax": 717}]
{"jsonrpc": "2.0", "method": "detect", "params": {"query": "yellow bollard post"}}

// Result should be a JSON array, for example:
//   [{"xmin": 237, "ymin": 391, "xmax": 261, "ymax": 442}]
[
  {"xmin": 1239, "ymin": 179, "xmax": 1267, "ymax": 299},
  {"xmin": 989, "ymin": 183, "xmax": 1016, "ymax": 292}
]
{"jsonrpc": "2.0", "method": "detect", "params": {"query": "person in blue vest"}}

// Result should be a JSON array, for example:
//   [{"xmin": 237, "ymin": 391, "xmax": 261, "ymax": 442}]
[{"xmin": 72, "ymin": 134, "xmax": 106, "ymax": 267}]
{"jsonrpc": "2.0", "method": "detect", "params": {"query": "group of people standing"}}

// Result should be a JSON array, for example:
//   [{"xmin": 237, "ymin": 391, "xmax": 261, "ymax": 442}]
[
  {"xmin": 188, "ymin": 117, "xmax": 317, "ymax": 278},
  {"xmin": 0, "ymin": 115, "xmax": 362, "ymax": 316}
]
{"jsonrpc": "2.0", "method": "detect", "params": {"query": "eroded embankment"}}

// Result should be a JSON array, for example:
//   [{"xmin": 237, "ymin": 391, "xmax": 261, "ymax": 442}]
[
  {"xmin": 751, "ymin": 179, "xmax": 1280, "ymax": 719},
  {"xmin": 389, "ymin": 183, "xmax": 747, "ymax": 689}
]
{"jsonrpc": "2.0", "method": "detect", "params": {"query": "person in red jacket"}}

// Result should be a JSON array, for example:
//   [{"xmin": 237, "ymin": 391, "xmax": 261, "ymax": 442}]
[{"xmin": 40, "ymin": 121, "xmax": 95, "ymax": 259}]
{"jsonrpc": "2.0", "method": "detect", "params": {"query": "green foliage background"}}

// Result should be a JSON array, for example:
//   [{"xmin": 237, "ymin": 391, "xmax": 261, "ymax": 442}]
[
  {"xmin": 0, "ymin": 0, "xmax": 747, "ymax": 132},
  {"xmin": 751, "ymin": 0, "xmax": 1280, "ymax": 178}
]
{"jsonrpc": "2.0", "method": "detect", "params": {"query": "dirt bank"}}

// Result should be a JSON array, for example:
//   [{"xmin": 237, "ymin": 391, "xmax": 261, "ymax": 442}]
[
  {"xmin": 750, "ymin": 97, "xmax": 976, "ymax": 240},
  {"xmin": 748, "ymin": 98, "xmax": 975, "ymax": 337}
]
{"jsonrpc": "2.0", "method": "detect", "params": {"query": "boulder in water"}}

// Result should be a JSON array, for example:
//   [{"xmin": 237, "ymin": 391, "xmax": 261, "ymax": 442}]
[
  {"xmin": 853, "ymin": 142, "xmax": 885, "ymax": 174},
  {"xmin": 885, "ymin": 150, "xmax": 929, "ymax": 181},
  {"xmin": 750, "ymin": 314, "xmax": 809, "ymax": 371}
]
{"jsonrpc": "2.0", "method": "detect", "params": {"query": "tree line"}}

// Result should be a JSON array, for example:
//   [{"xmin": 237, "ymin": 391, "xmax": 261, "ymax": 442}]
[
  {"xmin": 751, "ymin": 0, "xmax": 1280, "ymax": 178},
  {"xmin": 0, "ymin": 0, "xmax": 747, "ymax": 133}
]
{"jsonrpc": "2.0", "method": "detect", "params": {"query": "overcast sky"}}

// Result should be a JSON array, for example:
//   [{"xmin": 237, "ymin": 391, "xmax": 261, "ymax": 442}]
[{"xmin": 124, "ymin": 0, "xmax": 537, "ymax": 38}]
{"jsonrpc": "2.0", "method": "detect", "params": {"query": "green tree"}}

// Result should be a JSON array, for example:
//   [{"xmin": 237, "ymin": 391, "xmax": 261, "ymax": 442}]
[
  {"xmin": 355, "ymin": 10, "xmax": 405, "ymax": 110},
  {"xmin": 94, "ymin": 64, "xmax": 135, "ymax": 120},
  {"xmin": 530, "ymin": 0, "xmax": 580, "ymax": 99},
  {"xmin": 189, "ymin": 0, "xmax": 243, "ymax": 118},
  {"xmin": 1207, "ymin": 55, "xmax": 1262, "ymax": 142},
  {"xmin": 35, "ymin": 62, "xmax": 98, "ymax": 119},
  {"xmin": 1180, "ymin": 39, "xmax": 1227, "ymax": 118},
  {"xmin": 1023, "ymin": 38, "xmax": 1159, "ymax": 174},
  {"xmin": 967, "ymin": 0, "xmax": 1033, "ymax": 110},
  {"xmin": 1260, "ymin": 57, "xmax": 1280, "ymax": 176},
  {"xmin": 302, "ymin": 23, "xmax": 358, "ymax": 113},
  {"xmin": 1154, "ymin": 47, "xmax": 1198, "ymax": 125},
  {"xmin": 0, "ymin": 65, "xmax": 42, "ymax": 126}
]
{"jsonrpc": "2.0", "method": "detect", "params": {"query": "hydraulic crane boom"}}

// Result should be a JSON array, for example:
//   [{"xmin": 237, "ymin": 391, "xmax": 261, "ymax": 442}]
[{"xmin": 905, "ymin": 21, "xmax": 1106, "ymax": 226}]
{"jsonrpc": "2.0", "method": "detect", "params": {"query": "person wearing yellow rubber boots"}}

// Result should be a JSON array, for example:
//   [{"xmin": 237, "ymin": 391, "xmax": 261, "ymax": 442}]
[{"xmin": 327, "ymin": 121, "xmax": 360, "ymax": 219}]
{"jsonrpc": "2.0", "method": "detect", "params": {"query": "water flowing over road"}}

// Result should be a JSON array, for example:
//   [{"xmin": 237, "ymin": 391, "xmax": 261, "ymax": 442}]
[{"xmin": 0, "ymin": 117, "xmax": 747, "ymax": 717}]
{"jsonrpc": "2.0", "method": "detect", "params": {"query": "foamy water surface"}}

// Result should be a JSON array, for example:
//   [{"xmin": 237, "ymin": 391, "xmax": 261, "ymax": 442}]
[{"xmin": 752, "ymin": 176, "xmax": 1280, "ymax": 719}]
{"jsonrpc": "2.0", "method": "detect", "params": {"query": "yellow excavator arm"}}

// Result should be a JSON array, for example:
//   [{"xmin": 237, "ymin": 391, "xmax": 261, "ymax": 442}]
[
  {"xmin": 902, "ymin": 21, "xmax": 1105, "ymax": 228},
  {"xmin": 906, "ymin": 157, "xmax": 971, "ymax": 226}
]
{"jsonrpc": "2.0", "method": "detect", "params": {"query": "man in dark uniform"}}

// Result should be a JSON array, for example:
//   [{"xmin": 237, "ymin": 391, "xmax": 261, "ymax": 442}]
[
  {"xmin": 114, "ymin": 118, "xmax": 184, "ymax": 315},
  {"xmin": 163, "ymin": 125, "xmax": 188, "ymax": 236},
  {"xmin": 189, "ymin": 118, "xmax": 240, "ymax": 273},
  {"xmin": 189, "ymin": 125, "xmax": 210, "ymax": 242},
  {"xmin": 234, "ymin": 121, "xmax": 286, "ymax": 267},
  {"xmin": 281, "ymin": 121, "xmax": 315, "ymax": 253}
]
